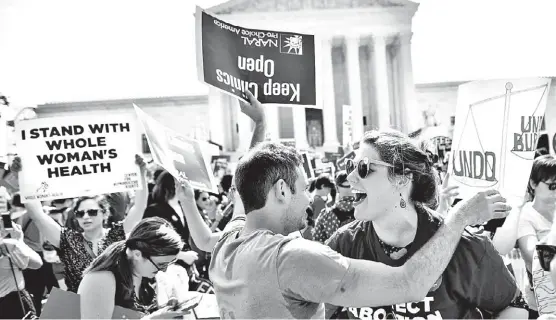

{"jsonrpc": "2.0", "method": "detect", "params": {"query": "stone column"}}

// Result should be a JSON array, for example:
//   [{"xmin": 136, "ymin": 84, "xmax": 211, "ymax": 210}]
[
  {"xmin": 345, "ymin": 35, "xmax": 364, "ymax": 140},
  {"xmin": 398, "ymin": 32, "xmax": 421, "ymax": 133},
  {"xmin": 236, "ymin": 101, "xmax": 253, "ymax": 152},
  {"xmin": 292, "ymin": 106, "xmax": 309, "ymax": 149},
  {"xmin": 265, "ymin": 105, "xmax": 280, "ymax": 141},
  {"xmin": 208, "ymin": 88, "xmax": 226, "ymax": 148},
  {"xmin": 373, "ymin": 36, "xmax": 391, "ymax": 129},
  {"xmin": 321, "ymin": 37, "xmax": 340, "ymax": 150}
]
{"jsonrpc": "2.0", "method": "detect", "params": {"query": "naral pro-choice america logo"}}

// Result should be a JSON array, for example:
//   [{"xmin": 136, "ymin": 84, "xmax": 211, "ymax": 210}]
[{"xmin": 280, "ymin": 33, "xmax": 303, "ymax": 55}]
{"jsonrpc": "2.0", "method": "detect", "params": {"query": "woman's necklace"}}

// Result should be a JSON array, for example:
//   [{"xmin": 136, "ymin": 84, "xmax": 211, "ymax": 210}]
[{"xmin": 377, "ymin": 237, "xmax": 412, "ymax": 260}]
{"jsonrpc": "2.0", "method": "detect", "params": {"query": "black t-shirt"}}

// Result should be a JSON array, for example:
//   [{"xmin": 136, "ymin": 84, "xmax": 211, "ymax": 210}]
[{"xmin": 325, "ymin": 210, "xmax": 519, "ymax": 319}]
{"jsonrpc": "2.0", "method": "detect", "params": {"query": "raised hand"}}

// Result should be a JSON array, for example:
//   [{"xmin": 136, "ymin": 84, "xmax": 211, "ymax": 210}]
[
  {"xmin": 437, "ymin": 173, "xmax": 459, "ymax": 214},
  {"xmin": 135, "ymin": 154, "xmax": 147, "ymax": 174},
  {"xmin": 10, "ymin": 157, "xmax": 22, "ymax": 173},
  {"xmin": 174, "ymin": 178, "xmax": 195, "ymax": 202},
  {"xmin": 239, "ymin": 90, "xmax": 265, "ymax": 123},
  {"xmin": 454, "ymin": 189, "xmax": 512, "ymax": 226}
]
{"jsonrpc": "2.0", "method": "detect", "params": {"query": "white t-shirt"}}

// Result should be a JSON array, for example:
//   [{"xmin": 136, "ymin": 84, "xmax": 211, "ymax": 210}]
[
  {"xmin": 517, "ymin": 202, "xmax": 553, "ymax": 310},
  {"xmin": 532, "ymin": 246, "xmax": 556, "ymax": 315}
]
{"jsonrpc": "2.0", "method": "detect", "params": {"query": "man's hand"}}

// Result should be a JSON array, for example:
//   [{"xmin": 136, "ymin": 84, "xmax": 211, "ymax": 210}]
[
  {"xmin": 239, "ymin": 90, "xmax": 265, "ymax": 123},
  {"xmin": 452, "ymin": 189, "xmax": 512, "ymax": 226}
]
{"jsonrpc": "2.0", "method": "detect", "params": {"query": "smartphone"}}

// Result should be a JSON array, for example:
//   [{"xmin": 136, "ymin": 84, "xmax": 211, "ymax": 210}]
[
  {"xmin": 169, "ymin": 294, "xmax": 203, "ymax": 313},
  {"xmin": 1, "ymin": 212, "xmax": 12, "ymax": 231}
]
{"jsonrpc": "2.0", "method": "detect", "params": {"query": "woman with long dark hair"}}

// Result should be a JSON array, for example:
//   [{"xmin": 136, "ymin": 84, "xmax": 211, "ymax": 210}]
[
  {"xmin": 325, "ymin": 130, "xmax": 527, "ymax": 319},
  {"xmin": 78, "ymin": 217, "xmax": 184, "ymax": 319}
]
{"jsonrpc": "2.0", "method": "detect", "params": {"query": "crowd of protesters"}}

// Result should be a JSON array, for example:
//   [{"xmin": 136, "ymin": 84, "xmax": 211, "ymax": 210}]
[{"xmin": 0, "ymin": 88, "xmax": 555, "ymax": 320}]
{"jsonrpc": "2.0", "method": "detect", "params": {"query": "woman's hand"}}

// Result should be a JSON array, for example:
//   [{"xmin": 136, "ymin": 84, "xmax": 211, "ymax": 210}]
[
  {"xmin": 10, "ymin": 157, "xmax": 22, "ymax": 173},
  {"xmin": 174, "ymin": 178, "xmax": 195, "ymax": 202},
  {"xmin": 177, "ymin": 250, "xmax": 199, "ymax": 265},
  {"xmin": 136, "ymin": 154, "xmax": 147, "ymax": 175}
]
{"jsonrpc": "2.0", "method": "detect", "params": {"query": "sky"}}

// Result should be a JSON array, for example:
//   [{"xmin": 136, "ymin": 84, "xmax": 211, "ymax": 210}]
[{"xmin": 1, "ymin": 0, "xmax": 555, "ymax": 107}]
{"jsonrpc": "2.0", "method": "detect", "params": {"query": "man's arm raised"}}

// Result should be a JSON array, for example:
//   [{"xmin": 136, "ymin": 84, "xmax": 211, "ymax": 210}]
[{"xmin": 279, "ymin": 189, "xmax": 512, "ymax": 307}]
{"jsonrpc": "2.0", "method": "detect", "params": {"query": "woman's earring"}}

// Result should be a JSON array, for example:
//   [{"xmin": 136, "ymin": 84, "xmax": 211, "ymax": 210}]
[{"xmin": 400, "ymin": 193, "xmax": 407, "ymax": 208}]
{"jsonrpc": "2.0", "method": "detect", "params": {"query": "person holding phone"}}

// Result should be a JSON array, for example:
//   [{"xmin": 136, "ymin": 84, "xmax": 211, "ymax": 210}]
[
  {"xmin": 0, "ymin": 194, "xmax": 43, "ymax": 319},
  {"xmin": 78, "ymin": 217, "xmax": 187, "ymax": 319}
]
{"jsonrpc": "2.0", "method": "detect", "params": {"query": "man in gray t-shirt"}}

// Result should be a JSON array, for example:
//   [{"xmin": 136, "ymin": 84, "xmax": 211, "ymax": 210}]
[{"xmin": 207, "ymin": 141, "xmax": 511, "ymax": 319}]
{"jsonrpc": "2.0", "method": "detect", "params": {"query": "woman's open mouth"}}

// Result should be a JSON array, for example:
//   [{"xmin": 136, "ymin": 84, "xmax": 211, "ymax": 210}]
[{"xmin": 352, "ymin": 189, "xmax": 367, "ymax": 206}]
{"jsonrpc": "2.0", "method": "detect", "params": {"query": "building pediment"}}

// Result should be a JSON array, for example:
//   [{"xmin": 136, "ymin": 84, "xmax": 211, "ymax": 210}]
[{"xmin": 209, "ymin": 0, "xmax": 417, "ymax": 15}]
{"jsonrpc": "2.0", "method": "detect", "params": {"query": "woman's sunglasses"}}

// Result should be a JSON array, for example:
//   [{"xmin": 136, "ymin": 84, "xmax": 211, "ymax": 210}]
[
  {"xmin": 541, "ymin": 181, "xmax": 556, "ymax": 191},
  {"xmin": 75, "ymin": 209, "xmax": 100, "ymax": 218},
  {"xmin": 537, "ymin": 244, "xmax": 556, "ymax": 272},
  {"xmin": 147, "ymin": 256, "xmax": 177, "ymax": 272},
  {"xmin": 345, "ymin": 157, "xmax": 394, "ymax": 179}
]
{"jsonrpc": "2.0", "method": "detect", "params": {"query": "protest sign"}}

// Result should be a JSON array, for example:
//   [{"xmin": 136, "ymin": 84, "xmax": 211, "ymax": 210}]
[
  {"xmin": 313, "ymin": 163, "xmax": 335, "ymax": 179},
  {"xmin": 336, "ymin": 151, "xmax": 356, "ymax": 171},
  {"xmin": 448, "ymin": 78, "xmax": 551, "ymax": 200},
  {"xmin": 16, "ymin": 115, "xmax": 142, "ymax": 203},
  {"xmin": 195, "ymin": 6, "xmax": 318, "ymax": 106},
  {"xmin": 279, "ymin": 138, "xmax": 297, "ymax": 148},
  {"xmin": 134, "ymin": 104, "xmax": 218, "ymax": 193}
]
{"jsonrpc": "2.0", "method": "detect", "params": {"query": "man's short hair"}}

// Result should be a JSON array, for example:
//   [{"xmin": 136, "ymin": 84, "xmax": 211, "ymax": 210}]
[{"xmin": 234, "ymin": 142, "xmax": 302, "ymax": 214}]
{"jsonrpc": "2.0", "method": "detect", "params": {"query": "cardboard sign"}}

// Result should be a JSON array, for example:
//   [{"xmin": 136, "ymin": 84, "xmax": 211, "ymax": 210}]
[
  {"xmin": 134, "ymin": 105, "xmax": 218, "ymax": 193},
  {"xmin": 16, "ymin": 115, "xmax": 142, "ymax": 203},
  {"xmin": 195, "ymin": 6, "xmax": 318, "ymax": 106},
  {"xmin": 448, "ymin": 78, "xmax": 551, "ymax": 200}
]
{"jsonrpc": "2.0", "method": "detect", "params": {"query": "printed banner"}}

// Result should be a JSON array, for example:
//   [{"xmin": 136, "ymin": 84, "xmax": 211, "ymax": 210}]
[
  {"xmin": 134, "ymin": 105, "xmax": 218, "ymax": 193},
  {"xmin": 448, "ymin": 78, "xmax": 551, "ymax": 200},
  {"xmin": 16, "ymin": 115, "xmax": 142, "ymax": 203},
  {"xmin": 195, "ymin": 6, "xmax": 317, "ymax": 106}
]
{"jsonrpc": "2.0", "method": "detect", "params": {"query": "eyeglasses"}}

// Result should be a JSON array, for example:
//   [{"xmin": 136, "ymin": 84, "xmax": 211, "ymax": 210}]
[
  {"xmin": 536, "ymin": 244, "xmax": 556, "ymax": 272},
  {"xmin": 75, "ymin": 209, "xmax": 100, "ymax": 218},
  {"xmin": 346, "ymin": 157, "xmax": 393, "ymax": 179},
  {"xmin": 147, "ymin": 256, "xmax": 177, "ymax": 272},
  {"xmin": 541, "ymin": 181, "xmax": 556, "ymax": 191}
]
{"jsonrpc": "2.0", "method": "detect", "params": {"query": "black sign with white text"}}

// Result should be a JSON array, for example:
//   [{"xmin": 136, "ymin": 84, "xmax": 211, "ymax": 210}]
[{"xmin": 195, "ymin": 6, "xmax": 316, "ymax": 105}]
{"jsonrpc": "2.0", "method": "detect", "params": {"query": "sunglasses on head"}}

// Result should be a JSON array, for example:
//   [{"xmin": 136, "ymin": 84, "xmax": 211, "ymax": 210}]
[
  {"xmin": 541, "ymin": 181, "xmax": 556, "ymax": 191},
  {"xmin": 345, "ymin": 157, "xmax": 394, "ymax": 179},
  {"xmin": 536, "ymin": 244, "xmax": 556, "ymax": 272},
  {"xmin": 75, "ymin": 209, "xmax": 100, "ymax": 218}
]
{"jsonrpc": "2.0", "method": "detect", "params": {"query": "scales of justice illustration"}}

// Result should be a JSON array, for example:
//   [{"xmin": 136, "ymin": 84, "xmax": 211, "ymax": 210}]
[{"xmin": 451, "ymin": 81, "xmax": 549, "ymax": 190}]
